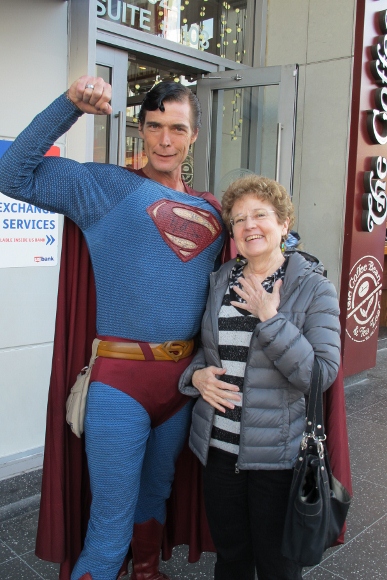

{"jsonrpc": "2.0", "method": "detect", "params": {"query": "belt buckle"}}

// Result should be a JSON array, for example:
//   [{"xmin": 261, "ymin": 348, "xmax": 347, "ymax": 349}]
[{"xmin": 159, "ymin": 341, "xmax": 187, "ymax": 362}]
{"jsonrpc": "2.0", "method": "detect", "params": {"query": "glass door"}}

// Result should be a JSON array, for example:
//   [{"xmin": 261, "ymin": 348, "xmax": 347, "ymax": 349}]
[
  {"xmin": 95, "ymin": 44, "xmax": 199, "ymax": 186},
  {"xmin": 95, "ymin": 46, "xmax": 298, "ymax": 199},
  {"xmin": 194, "ymin": 65, "xmax": 298, "ymax": 199}
]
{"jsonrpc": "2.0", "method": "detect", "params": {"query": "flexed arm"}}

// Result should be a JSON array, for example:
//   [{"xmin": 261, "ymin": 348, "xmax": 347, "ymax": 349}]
[{"xmin": 0, "ymin": 76, "xmax": 113, "ymax": 224}]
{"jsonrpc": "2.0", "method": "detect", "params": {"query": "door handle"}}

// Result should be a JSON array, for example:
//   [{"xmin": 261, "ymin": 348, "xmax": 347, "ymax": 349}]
[
  {"xmin": 275, "ymin": 123, "xmax": 282, "ymax": 182},
  {"xmin": 115, "ymin": 111, "xmax": 125, "ymax": 166}
]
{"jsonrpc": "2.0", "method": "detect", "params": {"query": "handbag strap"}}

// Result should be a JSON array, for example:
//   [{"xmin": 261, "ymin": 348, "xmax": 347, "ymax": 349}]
[
  {"xmin": 89, "ymin": 338, "xmax": 100, "ymax": 367},
  {"xmin": 305, "ymin": 358, "xmax": 325, "ymax": 441}
]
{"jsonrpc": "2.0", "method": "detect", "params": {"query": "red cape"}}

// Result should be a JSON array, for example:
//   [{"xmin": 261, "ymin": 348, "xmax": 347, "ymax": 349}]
[{"xmin": 35, "ymin": 219, "xmax": 351, "ymax": 578}]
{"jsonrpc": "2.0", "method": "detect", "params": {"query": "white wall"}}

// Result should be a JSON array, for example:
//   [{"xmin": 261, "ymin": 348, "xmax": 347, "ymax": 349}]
[
  {"xmin": 0, "ymin": 0, "xmax": 69, "ymax": 477},
  {"xmin": 265, "ymin": 0, "xmax": 356, "ymax": 291}
]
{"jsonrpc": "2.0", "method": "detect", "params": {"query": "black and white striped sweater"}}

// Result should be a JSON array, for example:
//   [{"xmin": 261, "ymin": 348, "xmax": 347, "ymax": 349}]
[{"xmin": 210, "ymin": 257, "xmax": 287, "ymax": 455}]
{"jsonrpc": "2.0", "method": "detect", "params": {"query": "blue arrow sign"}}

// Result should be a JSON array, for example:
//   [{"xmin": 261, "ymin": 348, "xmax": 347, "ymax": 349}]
[{"xmin": 46, "ymin": 235, "xmax": 55, "ymax": 246}]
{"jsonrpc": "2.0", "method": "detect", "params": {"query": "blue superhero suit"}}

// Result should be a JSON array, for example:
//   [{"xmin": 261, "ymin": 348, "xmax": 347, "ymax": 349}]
[{"xmin": 0, "ymin": 94, "xmax": 225, "ymax": 580}]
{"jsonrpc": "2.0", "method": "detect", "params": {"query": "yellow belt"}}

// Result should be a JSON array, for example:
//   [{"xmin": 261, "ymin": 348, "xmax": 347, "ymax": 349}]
[{"xmin": 96, "ymin": 339, "xmax": 194, "ymax": 362}]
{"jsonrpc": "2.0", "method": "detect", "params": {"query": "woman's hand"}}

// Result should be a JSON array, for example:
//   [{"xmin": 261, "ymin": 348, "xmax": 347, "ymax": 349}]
[
  {"xmin": 192, "ymin": 367, "xmax": 240, "ymax": 413},
  {"xmin": 231, "ymin": 276, "xmax": 282, "ymax": 321}
]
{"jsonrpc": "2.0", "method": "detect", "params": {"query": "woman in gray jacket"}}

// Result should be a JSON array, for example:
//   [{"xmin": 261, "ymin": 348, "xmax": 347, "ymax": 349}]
[{"xmin": 179, "ymin": 175, "xmax": 341, "ymax": 580}]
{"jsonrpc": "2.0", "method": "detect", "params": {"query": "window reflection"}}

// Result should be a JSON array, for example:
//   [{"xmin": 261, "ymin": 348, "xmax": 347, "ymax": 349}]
[{"xmin": 97, "ymin": 0, "xmax": 251, "ymax": 64}]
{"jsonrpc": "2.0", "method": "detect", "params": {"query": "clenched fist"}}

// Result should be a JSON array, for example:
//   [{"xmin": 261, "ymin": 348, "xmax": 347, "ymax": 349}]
[{"xmin": 67, "ymin": 75, "xmax": 112, "ymax": 115}]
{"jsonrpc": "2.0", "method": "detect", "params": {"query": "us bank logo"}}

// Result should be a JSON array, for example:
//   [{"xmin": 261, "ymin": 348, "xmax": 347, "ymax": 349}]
[
  {"xmin": 346, "ymin": 256, "xmax": 382, "ymax": 343},
  {"xmin": 34, "ymin": 256, "xmax": 54, "ymax": 263}
]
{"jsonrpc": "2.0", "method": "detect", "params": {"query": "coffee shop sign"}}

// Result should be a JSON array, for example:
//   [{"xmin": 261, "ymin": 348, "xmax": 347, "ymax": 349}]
[{"xmin": 364, "ymin": 9, "xmax": 387, "ymax": 232}]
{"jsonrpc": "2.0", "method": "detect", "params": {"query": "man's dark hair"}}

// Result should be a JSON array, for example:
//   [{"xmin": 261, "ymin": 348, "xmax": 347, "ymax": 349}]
[{"xmin": 138, "ymin": 81, "xmax": 202, "ymax": 131}]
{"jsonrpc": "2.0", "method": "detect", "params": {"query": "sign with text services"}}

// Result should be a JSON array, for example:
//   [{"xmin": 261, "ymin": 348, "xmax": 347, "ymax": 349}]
[{"xmin": 0, "ymin": 140, "xmax": 60, "ymax": 268}]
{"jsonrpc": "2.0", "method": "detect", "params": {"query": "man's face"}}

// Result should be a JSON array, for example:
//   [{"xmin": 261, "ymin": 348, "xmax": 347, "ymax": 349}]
[{"xmin": 139, "ymin": 99, "xmax": 198, "ymax": 176}]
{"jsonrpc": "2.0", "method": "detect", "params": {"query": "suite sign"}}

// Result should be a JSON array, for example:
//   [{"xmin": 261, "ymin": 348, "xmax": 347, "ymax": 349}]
[
  {"xmin": 364, "ymin": 9, "xmax": 387, "ymax": 231},
  {"xmin": 97, "ymin": 0, "xmax": 153, "ymax": 32}
]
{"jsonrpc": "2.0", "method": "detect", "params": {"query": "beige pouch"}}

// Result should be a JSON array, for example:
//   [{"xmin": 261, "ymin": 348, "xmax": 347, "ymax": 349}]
[{"xmin": 65, "ymin": 338, "xmax": 100, "ymax": 437}]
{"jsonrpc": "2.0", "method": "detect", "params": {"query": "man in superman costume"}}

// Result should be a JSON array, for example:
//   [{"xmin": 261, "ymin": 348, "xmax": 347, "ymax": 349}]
[
  {"xmin": 0, "ymin": 76, "xmax": 228, "ymax": 580},
  {"xmin": 0, "ymin": 76, "xmax": 352, "ymax": 580}
]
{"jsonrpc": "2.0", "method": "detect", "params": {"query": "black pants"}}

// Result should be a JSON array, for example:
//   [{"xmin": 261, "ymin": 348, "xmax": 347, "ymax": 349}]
[{"xmin": 203, "ymin": 448, "xmax": 303, "ymax": 580}]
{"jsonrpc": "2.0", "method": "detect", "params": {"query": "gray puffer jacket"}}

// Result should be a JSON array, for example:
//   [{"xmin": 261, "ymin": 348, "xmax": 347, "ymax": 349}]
[{"xmin": 179, "ymin": 250, "xmax": 341, "ymax": 471}]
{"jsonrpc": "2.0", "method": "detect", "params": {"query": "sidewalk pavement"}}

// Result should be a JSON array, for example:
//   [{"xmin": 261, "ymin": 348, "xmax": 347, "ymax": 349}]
[{"xmin": 1, "ymin": 333, "xmax": 387, "ymax": 579}]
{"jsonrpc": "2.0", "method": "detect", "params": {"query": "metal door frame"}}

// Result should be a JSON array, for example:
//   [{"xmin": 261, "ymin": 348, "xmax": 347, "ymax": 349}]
[
  {"xmin": 194, "ymin": 64, "xmax": 298, "ymax": 196},
  {"xmin": 96, "ymin": 19, "xmax": 249, "ymax": 76},
  {"xmin": 96, "ymin": 45, "xmax": 128, "ymax": 166}
]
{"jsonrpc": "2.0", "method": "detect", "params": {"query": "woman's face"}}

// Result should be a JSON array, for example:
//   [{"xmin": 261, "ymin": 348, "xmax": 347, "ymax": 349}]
[{"xmin": 230, "ymin": 193, "xmax": 289, "ymax": 263}]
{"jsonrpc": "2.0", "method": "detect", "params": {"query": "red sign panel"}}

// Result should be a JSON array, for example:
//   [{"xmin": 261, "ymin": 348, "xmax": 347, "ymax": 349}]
[{"xmin": 341, "ymin": 0, "xmax": 387, "ymax": 376}]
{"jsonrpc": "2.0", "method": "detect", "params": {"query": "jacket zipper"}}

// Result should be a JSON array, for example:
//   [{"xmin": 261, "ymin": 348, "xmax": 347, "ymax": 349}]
[
  {"xmin": 203, "ymin": 271, "xmax": 225, "ymax": 468},
  {"xmin": 210, "ymin": 264, "xmax": 242, "ymax": 475}
]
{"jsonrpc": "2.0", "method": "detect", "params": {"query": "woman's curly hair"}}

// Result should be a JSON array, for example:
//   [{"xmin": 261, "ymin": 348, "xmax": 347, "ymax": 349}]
[{"xmin": 221, "ymin": 175, "xmax": 295, "ymax": 235}]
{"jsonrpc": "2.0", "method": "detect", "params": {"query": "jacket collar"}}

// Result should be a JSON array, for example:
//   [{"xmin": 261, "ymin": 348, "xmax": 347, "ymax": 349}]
[{"xmin": 211, "ymin": 250, "xmax": 324, "ymax": 296}]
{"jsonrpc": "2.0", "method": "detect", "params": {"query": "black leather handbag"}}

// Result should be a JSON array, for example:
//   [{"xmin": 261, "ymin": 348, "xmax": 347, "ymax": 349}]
[{"xmin": 281, "ymin": 360, "xmax": 352, "ymax": 567}]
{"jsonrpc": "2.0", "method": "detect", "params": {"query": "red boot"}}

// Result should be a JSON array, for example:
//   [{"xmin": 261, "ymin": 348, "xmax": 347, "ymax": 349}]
[{"xmin": 130, "ymin": 519, "xmax": 170, "ymax": 580}]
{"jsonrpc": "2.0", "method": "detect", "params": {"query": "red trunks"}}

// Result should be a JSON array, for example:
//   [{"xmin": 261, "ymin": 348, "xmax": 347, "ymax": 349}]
[{"xmin": 90, "ymin": 336, "xmax": 193, "ymax": 427}]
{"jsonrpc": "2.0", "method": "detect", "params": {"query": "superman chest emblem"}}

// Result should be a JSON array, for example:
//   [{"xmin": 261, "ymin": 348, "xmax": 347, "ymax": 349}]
[{"xmin": 146, "ymin": 199, "xmax": 222, "ymax": 262}]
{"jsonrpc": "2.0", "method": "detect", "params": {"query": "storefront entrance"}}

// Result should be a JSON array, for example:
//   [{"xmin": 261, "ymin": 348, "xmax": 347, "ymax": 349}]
[{"xmin": 94, "ymin": 43, "xmax": 298, "ymax": 199}]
